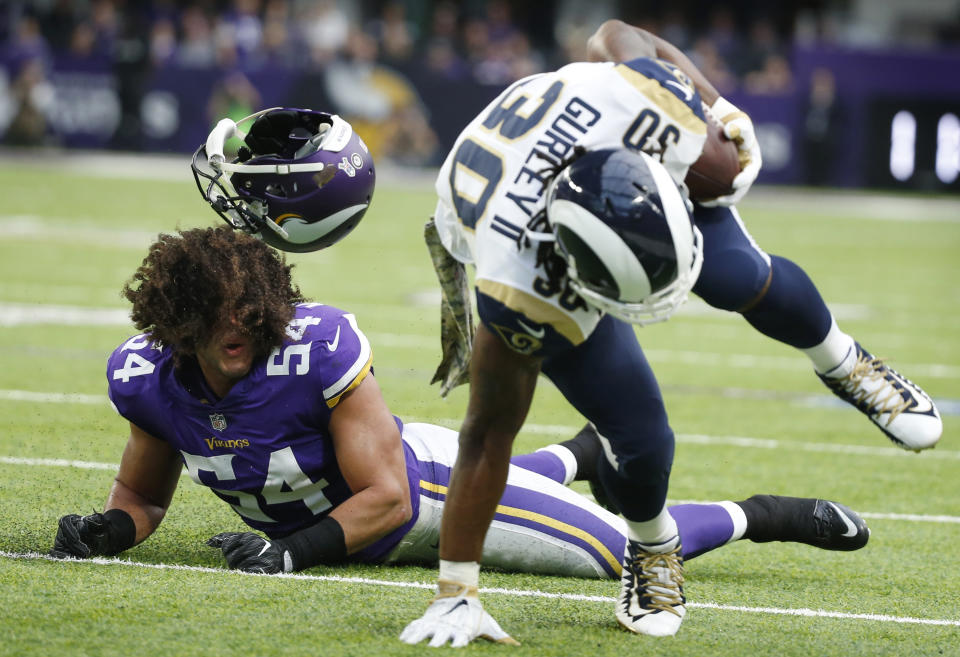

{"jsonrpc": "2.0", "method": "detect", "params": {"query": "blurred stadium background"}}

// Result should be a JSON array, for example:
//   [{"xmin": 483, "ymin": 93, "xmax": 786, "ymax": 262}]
[
  {"xmin": 2, "ymin": 0, "xmax": 960, "ymax": 193},
  {"xmin": 2, "ymin": 4, "xmax": 959, "ymax": 655}
]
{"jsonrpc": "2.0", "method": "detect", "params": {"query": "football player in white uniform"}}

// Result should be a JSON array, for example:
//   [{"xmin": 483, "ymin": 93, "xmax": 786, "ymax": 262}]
[{"xmin": 402, "ymin": 20, "xmax": 940, "ymax": 646}]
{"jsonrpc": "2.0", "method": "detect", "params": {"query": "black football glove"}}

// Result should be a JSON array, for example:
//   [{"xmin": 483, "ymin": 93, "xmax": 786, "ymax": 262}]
[
  {"xmin": 50, "ymin": 513, "xmax": 113, "ymax": 559},
  {"xmin": 206, "ymin": 532, "xmax": 292, "ymax": 574}
]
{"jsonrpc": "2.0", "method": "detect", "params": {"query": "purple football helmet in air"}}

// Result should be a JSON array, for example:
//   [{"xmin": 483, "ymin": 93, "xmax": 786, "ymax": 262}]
[{"xmin": 192, "ymin": 107, "xmax": 375, "ymax": 253}]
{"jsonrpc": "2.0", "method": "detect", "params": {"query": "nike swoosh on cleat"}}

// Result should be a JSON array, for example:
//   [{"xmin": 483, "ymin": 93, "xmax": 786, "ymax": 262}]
[
  {"xmin": 829, "ymin": 503, "xmax": 859, "ymax": 538},
  {"xmin": 257, "ymin": 540, "xmax": 272, "ymax": 557}
]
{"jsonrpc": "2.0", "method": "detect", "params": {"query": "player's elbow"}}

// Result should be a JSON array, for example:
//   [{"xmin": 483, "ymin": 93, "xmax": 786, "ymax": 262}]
[
  {"xmin": 382, "ymin": 480, "xmax": 413, "ymax": 529},
  {"xmin": 586, "ymin": 19, "xmax": 622, "ymax": 60},
  {"xmin": 591, "ymin": 19, "xmax": 630, "ymax": 40},
  {"xmin": 586, "ymin": 19, "xmax": 655, "ymax": 63}
]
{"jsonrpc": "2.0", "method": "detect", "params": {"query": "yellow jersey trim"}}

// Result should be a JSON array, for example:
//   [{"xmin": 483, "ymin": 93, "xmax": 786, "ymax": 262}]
[
  {"xmin": 476, "ymin": 279, "xmax": 585, "ymax": 346},
  {"xmin": 419, "ymin": 480, "xmax": 622, "ymax": 575},
  {"xmin": 325, "ymin": 356, "xmax": 373, "ymax": 408},
  {"xmin": 614, "ymin": 64, "xmax": 706, "ymax": 134}
]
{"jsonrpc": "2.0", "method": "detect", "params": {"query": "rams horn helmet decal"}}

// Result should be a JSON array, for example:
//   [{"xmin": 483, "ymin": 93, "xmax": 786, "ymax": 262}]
[{"xmin": 545, "ymin": 148, "xmax": 702, "ymax": 325}]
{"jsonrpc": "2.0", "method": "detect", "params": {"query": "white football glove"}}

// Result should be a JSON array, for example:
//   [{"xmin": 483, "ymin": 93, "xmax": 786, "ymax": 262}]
[
  {"xmin": 699, "ymin": 96, "xmax": 763, "ymax": 207},
  {"xmin": 399, "ymin": 579, "xmax": 519, "ymax": 648}
]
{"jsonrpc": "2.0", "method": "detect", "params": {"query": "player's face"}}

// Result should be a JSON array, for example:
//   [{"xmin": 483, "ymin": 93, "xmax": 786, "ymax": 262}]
[{"xmin": 195, "ymin": 317, "xmax": 255, "ymax": 398}]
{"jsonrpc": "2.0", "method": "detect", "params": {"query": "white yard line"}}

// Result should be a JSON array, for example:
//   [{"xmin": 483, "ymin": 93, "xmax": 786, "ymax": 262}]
[
  {"xmin": 1, "ymin": 392, "xmax": 959, "ymax": 458},
  {"xmin": 3, "ymin": 455, "xmax": 959, "ymax": 524},
  {"xmin": 1, "ymin": 550, "xmax": 957, "ymax": 627},
  {"xmin": 1, "ymin": 301, "xmax": 958, "ymax": 378},
  {"xmin": 0, "ymin": 390, "xmax": 106, "ymax": 404}
]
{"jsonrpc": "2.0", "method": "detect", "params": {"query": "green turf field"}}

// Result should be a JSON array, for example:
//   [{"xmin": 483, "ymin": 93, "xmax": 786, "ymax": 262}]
[{"xmin": 0, "ymin": 154, "xmax": 958, "ymax": 656}]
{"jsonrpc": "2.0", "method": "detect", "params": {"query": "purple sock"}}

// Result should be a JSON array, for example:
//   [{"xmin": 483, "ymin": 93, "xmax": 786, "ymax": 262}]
[
  {"xmin": 671, "ymin": 503, "xmax": 737, "ymax": 560},
  {"xmin": 510, "ymin": 451, "xmax": 566, "ymax": 483}
]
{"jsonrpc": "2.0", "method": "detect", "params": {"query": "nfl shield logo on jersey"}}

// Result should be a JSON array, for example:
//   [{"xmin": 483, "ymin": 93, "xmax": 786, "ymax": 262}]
[{"xmin": 209, "ymin": 413, "xmax": 227, "ymax": 431}]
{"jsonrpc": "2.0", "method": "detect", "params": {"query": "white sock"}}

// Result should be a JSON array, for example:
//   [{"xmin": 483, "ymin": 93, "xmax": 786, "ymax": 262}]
[
  {"xmin": 717, "ymin": 501, "xmax": 748, "ymax": 542},
  {"xmin": 536, "ymin": 444, "xmax": 578, "ymax": 485},
  {"xmin": 801, "ymin": 317, "xmax": 857, "ymax": 377},
  {"xmin": 625, "ymin": 508, "xmax": 679, "ymax": 549}
]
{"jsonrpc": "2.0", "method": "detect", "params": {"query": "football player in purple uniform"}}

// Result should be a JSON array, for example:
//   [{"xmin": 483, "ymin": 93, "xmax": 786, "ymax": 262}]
[{"xmin": 49, "ymin": 227, "xmax": 868, "ymax": 603}]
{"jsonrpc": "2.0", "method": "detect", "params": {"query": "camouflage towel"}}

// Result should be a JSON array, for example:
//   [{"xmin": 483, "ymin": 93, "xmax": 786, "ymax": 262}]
[{"xmin": 424, "ymin": 218, "xmax": 475, "ymax": 397}]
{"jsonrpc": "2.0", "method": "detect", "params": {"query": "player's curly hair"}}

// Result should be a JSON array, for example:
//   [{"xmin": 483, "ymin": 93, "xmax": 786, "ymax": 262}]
[{"xmin": 123, "ymin": 226, "xmax": 303, "ymax": 361}]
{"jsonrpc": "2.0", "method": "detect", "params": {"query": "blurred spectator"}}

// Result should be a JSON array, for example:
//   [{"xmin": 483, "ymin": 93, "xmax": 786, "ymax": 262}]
[
  {"xmin": 207, "ymin": 70, "xmax": 262, "ymax": 155},
  {"xmin": 89, "ymin": 0, "xmax": 119, "ymax": 58},
  {"xmin": 688, "ymin": 37, "xmax": 737, "ymax": 96},
  {"xmin": 177, "ymin": 6, "xmax": 216, "ymax": 68},
  {"xmin": 5, "ymin": 56, "xmax": 54, "ymax": 145},
  {"xmin": 419, "ymin": 2, "xmax": 469, "ymax": 79},
  {"xmin": 299, "ymin": 0, "xmax": 351, "ymax": 68},
  {"xmin": 366, "ymin": 1, "xmax": 417, "ymax": 63},
  {"xmin": 324, "ymin": 29, "xmax": 438, "ymax": 166},
  {"xmin": 149, "ymin": 18, "xmax": 177, "ymax": 68},
  {"xmin": 743, "ymin": 53, "xmax": 794, "ymax": 95},
  {"xmin": 36, "ymin": 0, "xmax": 76, "ymax": 53},
  {"xmin": 740, "ymin": 18, "xmax": 785, "ymax": 76},
  {"xmin": 801, "ymin": 67, "xmax": 843, "ymax": 186},
  {"xmin": 423, "ymin": 37, "xmax": 470, "ymax": 80},
  {"xmin": 5, "ymin": 14, "xmax": 51, "ymax": 74},
  {"xmin": 428, "ymin": 1, "xmax": 460, "ymax": 43},
  {"xmin": 216, "ymin": 0, "xmax": 264, "ymax": 66},
  {"xmin": 260, "ymin": 14, "xmax": 296, "ymax": 67},
  {"xmin": 112, "ymin": 4, "xmax": 152, "ymax": 150},
  {"xmin": 461, "ymin": 1, "xmax": 546, "ymax": 85},
  {"xmin": 485, "ymin": 0, "xmax": 521, "ymax": 45},
  {"xmin": 704, "ymin": 7, "xmax": 741, "ymax": 70},
  {"xmin": 659, "ymin": 10, "xmax": 692, "ymax": 52},
  {"xmin": 68, "ymin": 21, "xmax": 99, "ymax": 62}
]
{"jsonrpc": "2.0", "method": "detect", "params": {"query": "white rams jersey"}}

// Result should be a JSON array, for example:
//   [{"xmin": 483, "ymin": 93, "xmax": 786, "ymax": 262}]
[{"xmin": 433, "ymin": 57, "xmax": 708, "ymax": 353}]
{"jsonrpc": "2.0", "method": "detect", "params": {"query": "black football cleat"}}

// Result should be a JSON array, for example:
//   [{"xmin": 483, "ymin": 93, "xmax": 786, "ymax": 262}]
[{"xmin": 738, "ymin": 494, "xmax": 870, "ymax": 551}]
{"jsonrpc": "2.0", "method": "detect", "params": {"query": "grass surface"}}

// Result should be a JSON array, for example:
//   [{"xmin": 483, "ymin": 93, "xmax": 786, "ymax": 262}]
[{"xmin": 1, "ymin": 155, "xmax": 958, "ymax": 656}]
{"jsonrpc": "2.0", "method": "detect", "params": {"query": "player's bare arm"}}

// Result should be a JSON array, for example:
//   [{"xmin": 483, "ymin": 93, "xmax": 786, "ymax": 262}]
[
  {"xmin": 438, "ymin": 323, "xmax": 542, "ymax": 563},
  {"xmin": 105, "ymin": 422, "xmax": 183, "ymax": 544},
  {"xmin": 327, "ymin": 374, "xmax": 412, "ymax": 553},
  {"xmin": 49, "ymin": 422, "xmax": 181, "ymax": 559},
  {"xmin": 586, "ymin": 19, "xmax": 761, "ymax": 207},
  {"xmin": 401, "ymin": 323, "xmax": 538, "ymax": 647},
  {"xmin": 586, "ymin": 19, "xmax": 720, "ymax": 105}
]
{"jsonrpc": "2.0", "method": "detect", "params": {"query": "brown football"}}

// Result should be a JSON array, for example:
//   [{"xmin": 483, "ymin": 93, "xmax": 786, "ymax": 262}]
[{"xmin": 685, "ymin": 109, "xmax": 740, "ymax": 202}]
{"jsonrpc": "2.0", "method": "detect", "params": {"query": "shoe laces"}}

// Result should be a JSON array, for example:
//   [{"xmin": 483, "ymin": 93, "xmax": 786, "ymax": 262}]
[
  {"xmin": 829, "ymin": 353, "xmax": 912, "ymax": 426},
  {"xmin": 627, "ymin": 545, "xmax": 685, "ymax": 616}
]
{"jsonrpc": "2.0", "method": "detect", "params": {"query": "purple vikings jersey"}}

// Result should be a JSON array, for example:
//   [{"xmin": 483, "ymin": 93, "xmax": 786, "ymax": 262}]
[{"xmin": 106, "ymin": 303, "xmax": 420, "ymax": 562}]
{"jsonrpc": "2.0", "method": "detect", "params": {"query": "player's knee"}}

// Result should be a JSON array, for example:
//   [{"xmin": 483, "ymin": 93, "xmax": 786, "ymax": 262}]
[
  {"xmin": 604, "ymin": 434, "xmax": 674, "ymax": 484},
  {"xmin": 693, "ymin": 248, "xmax": 771, "ymax": 312}
]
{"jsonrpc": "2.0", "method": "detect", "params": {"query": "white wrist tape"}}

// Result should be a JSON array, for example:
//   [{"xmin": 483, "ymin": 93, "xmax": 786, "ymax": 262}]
[
  {"xmin": 439, "ymin": 559, "xmax": 480, "ymax": 587},
  {"xmin": 710, "ymin": 97, "xmax": 746, "ymax": 124}
]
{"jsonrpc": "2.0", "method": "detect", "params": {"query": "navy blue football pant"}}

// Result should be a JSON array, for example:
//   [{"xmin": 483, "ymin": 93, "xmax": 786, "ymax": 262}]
[
  {"xmin": 542, "ymin": 315, "xmax": 674, "ymax": 523},
  {"xmin": 540, "ymin": 205, "xmax": 835, "ymax": 523},
  {"xmin": 692, "ymin": 204, "xmax": 832, "ymax": 349}
]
